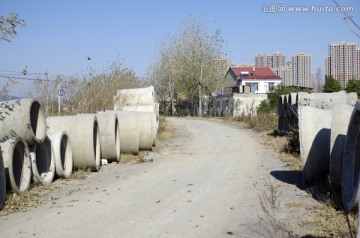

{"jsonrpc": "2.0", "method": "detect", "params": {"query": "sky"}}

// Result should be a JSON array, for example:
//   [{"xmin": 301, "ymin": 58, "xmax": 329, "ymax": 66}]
[{"xmin": 0, "ymin": 0, "xmax": 359, "ymax": 96}]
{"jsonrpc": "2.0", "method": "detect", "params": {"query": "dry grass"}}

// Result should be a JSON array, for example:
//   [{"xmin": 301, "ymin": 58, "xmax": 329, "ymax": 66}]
[
  {"xmin": 71, "ymin": 167, "xmax": 91, "ymax": 180},
  {"xmin": 0, "ymin": 184, "xmax": 55, "ymax": 216},
  {"xmin": 157, "ymin": 116, "xmax": 174, "ymax": 141},
  {"xmin": 234, "ymin": 113, "xmax": 278, "ymax": 132},
  {"xmin": 120, "ymin": 153, "xmax": 145, "ymax": 164}
]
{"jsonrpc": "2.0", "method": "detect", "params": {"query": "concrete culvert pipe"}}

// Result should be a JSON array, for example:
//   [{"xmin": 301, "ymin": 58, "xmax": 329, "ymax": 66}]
[
  {"xmin": 299, "ymin": 106, "xmax": 332, "ymax": 184},
  {"xmin": 29, "ymin": 136, "xmax": 55, "ymax": 185},
  {"xmin": 0, "ymin": 98, "xmax": 46, "ymax": 145},
  {"xmin": 48, "ymin": 131, "xmax": 73, "ymax": 179},
  {"xmin": 308, "ymin": 91, "xmax": 357, "ymax": 109},
  {"xmin": 46, "ymin": 115, "xmax": 101, "ymax": 171},
  {"xmin": 330, "ymin": 104, "xmax": 354, "ymax": 194},
  {"xmin": 0, "ymin": 138, "xmax": 31, "ymax": 194},
  {"xmin": 99, "ymin": 111, "xmax": 139, "ymax": 154},
  {"xmin": 81, "ymin": 113, "xmax": 121, "ymax": 163},
  {"xmin": 277, "ymin": 95, "xmax": 285, "ymax": 116},
  {"xmin": 277, "ymin": 116, "xmax": 284, "ymax": 135},
  {"xmin": 287, "ymin": 93, "xmax": 298, "ymax": 117},
  {"xmin": 0, "ymin": 150, "xmax": 5, "ymax": 210},
  {"xmin": 114, "ymin": 86, "xmax": 155, "ymax": 109},
  {"xmin": 342, "ymin": 103, "xmax": 360, "ymax": 212}
]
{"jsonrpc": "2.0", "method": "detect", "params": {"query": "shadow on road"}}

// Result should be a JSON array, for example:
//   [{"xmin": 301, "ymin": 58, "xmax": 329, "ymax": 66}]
[{"xmin": 270, "ymin": 170, "xmax": 305, "ymax": 190}]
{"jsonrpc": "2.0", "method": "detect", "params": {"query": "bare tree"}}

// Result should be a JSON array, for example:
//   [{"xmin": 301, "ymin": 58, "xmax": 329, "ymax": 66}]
[
  {"xmin": 148, "ymin": 16, "xmax": 226, "ymax": 116},
  {"xmin": 314, "ymin": 68, "xmax": 323, "ymax": 92},
  {"xmin": 0, "ymin": 13, "xmax": 25, "ymax": 42}
]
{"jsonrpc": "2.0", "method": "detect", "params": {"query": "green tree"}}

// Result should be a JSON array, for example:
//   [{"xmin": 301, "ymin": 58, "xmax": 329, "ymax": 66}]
[
  {"xmin": 323, "ymin": 75, "xmax": 342, "ymax": 93},
  {"xmin": 0, "ymin": 13, "xmax": 25, "ymax": 42},
  {"xmin": 267, "ymin": 84, "xmax": 303, "ymax": 110},
  {"xmin": 345, "ymin": 79, "xmax": 360, "ymax": 97},
  {"xmin": 148, "ymin": 16, "xmax": 226, "ymax": 116}
]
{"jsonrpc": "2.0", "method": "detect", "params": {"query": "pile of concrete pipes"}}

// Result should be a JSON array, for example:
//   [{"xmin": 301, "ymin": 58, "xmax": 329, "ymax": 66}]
[
  {"xmin": 279, "ymin": 91, "xmax": 360, "ymax": 212},
  {"xmin": 112, "ymin": 86, "xmax": 160, "ymax": 154},
  {"xmin": 0, "ymin": 86, "xmax": 160, "ymax": 210}
]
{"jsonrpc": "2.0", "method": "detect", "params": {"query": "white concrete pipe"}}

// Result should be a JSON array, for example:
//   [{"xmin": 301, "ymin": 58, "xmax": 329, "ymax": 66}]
[
  {"xmin": 83, "ymin": 113, "xmax": 120, "ymax": 163},
  {"xmin": 277, "ymin": 95, "xmax": 286, "ymax": 116},
  {"xmin": 0, "ymin": 98, "xmax": 46, "ymax": 145},
  {"xmin": 114, "ymin": 86, "xmax": 155, "ymax": 109},
  {"xmin": 136, "ymin": 111, "xmax": 158, "ymax": 147},
  {"xmin": 48, "ymin": 131, "xmax": 73, "ymax": 178},
  {"xmin": 100, "ymin": 110, "xmax": 141, "ymax": 154},
  {"xmin": 296, "ymin": 92, "xmax": 311, "ymax": 107},
  {"xmin": 46, "ymin": 115, "xmax": 101, "ymax": 171},
  {"xmin": 283, "ymin": 116, "xmax": 290, "ymax": 134},
  {"xmin": 342, "ymin": 103, "xmax": 360, "ymax": 212},
  {"xmin": 0, "ymin": 138, "xmax": 31, "ymax": 194},
  {"xmin": 0, "ymin": 151, "xmax": 5, "ymax": 210},
  {"xmin": 278, "ymin": 116, "xmax": 284, "ymax": 135},
  {"xmin": 330, "ymin": 104, "xmax": 354, "ymax": 194},
  {"xmin": 308, "ymin": 92, "xmax": 357, "ymax": 109},
  {"xmin": 299, "ymin": 106, "xmax": 332, "ymax": 184},
  {"xmin": 29, "ymin": 136, "xmax": 55, "ymax": 185},
  {"xmin": 287, "ymin": 93, "xmax": 298, "ymax": 117}
]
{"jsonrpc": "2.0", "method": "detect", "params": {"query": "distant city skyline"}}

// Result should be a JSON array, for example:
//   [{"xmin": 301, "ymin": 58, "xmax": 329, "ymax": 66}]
[{"xmin": 0, "ymin": 0, "xmax": 359, "ymax": 96}]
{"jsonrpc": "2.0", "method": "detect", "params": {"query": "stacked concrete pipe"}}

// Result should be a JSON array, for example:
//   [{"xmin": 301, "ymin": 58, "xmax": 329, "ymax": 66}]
[
  {"xmin": 342, "ymin": 103, "xmax": 360, "ymax": 212},
  {"xmin": 29, "ymin": 136, "xmax": 55, "ymax": 185},
  {"xmin": 0, "ymin": 98, "xmax": 46, "ymax": 144},
  {"xmin": 47, "ymin": 115, "xmax": 101, "ymax": 171},
  {"xmin": 0, "ymin": 151, "xmax": 5, "ymax": 210},
  {"xmin": 48, "ymin": 131, "xmax": 73, "ymax": 178},
  {"xmin": 80, "ymin": 113, "xmax": 121, "ymax": 163},
  {"xmin": 330, "ymin": 104, "xmax": 354, "ymax": 194},
  {"xmin": 114, "ymin": 86, "xmax": 155, "ymax": 108},
  {"xmin": 277, "ymin": 95, "xmax": 286, "ymax": 134},
  {"xmin": 99, "ymin": 111, "xmax": 140, "ymax": 154},
  {"xmin": 0, "ymin": 138, "xmax": 31, "ymax": 193}
]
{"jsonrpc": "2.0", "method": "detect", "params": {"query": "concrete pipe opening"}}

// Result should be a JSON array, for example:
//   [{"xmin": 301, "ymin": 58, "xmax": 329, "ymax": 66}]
[
  {"xmin": 1, "ymin": 139, "xmax": 31, "ymax": 194},
  {"xmin": 277, "ymin": 95, "xmax": 284, "ymax": 116},
  {"xmin": 93, "ymin": 120, "xmax": 101, "ymax": 171},
  {"xmin": 49, "ymin": 131, "xmax": 73, "ymax": 178},
  {"xmin": 342, "ymin": 104, "xmax": 360, "ymax": 212},
  {"xmin": 115, "ymin": 118, "xmax": 121, "ymax": 162},
  {"xmin": 0, "ymin": 98, "xmax": 46, "ymax": 145},
  {"xmin": 0, "ymin": 151, "xmax": 5, "ymax": 210},
  {"xmin": 30, "ymin": 101, "xmax": 46, "ymax": 144},
  {"xmin": 30, "ymin": 136, "xmax": 55, "ymax": 185}
]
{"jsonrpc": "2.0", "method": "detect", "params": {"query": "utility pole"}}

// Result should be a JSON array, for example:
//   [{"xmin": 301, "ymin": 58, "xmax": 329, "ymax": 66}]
[
  {"xmin": 45, "ymin": 70, "xmax": 49, "ymax": 115},
  {"xmin": 58, "ymin": 79, "xmax": 61, "ymax": 116}
]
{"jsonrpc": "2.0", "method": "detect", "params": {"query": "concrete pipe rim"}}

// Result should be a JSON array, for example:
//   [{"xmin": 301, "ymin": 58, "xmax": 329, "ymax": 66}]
[
  {"xmin": 115, "ymin": 118, "xmax": 121, "ymax": 162},
  {"xmin": 60, "ymin": 133, "xmax": 73, "ymax": 178},
  {"xmin": 93, "ymin": 119, "xmax": 101, "ymax": 172},
  {"xmin": 31, "ymin": 136, "xmax": 55, "ymax": 185},
  {"xmin": 9, "ymin": 139, "xmax": 31, "ymax": 194},
  {"xmin": 29, "ymin": 99, "xmax": 47, "ymax": 143},
  {"xmin": 342, "ymin": 109, "xmax": 360, "ymax": 212},
  {"xmin": 0, "ymin": 151, "xmax": 5, "ymax": 210}
]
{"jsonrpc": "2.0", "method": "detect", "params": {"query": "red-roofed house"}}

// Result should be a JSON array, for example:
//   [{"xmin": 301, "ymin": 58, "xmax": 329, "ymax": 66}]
[{"xmin": 223, "ymin": 66, "xmax": 282, "ymax": 94}]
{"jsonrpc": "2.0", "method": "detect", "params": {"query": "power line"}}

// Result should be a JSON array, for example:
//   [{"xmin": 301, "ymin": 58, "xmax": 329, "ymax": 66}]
[{"xmin": 0, "ymin": 75, "xmax": 51, "ymax": 81}]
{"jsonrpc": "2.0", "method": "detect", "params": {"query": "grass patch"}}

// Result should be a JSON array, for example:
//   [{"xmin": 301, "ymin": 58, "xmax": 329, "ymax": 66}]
[
  {"xmin": 120, "ymin": 153, "xmax": 145, "ymax": 164},
  {"xmin": 157, "ymin": 116, "xmax": 174, "ymax": 141},
  {"xmin": 0, "ymin": 184, "xmax": 54, "ymax": 216},
  {"xmin": 234, "ymin": 113, "xmax": 278, "ymax": 132},
  {"xmin": 71, "ymin": 167, "xmax": 91, "ymax": 180}
]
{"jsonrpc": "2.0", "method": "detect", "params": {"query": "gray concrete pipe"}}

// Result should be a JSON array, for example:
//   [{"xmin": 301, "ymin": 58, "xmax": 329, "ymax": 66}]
[
  {"xmin": 46, "ymin": 115, "xmax": 101, "ymax": 171},
  {"xmin": 287, "ymin": 93, "xmax": 298, "ymax": 117},
  {"xmin": 80, "ymin": 113, "xmax": 121, "ymax": 163},
  {"xmin": 0, "ymin": 98, "xmax": 46, "ymax": 145},
  {"xmin": 308, "ymin": 92, "xmax": 357, "ymax": 109},
  {"xmin": 0, "ymin": 138, "xmax": 31, "ymax": 193},
  {"xmin": 0, "ymin": 151, "xmax": 5, "ymax": 210},
  {"xmin": 99, "ymin": 111, "xmax": 140, "ymax": 154},
  {"xmin": 102, "ymin": 110, "xmax": 154, "ymax": 150},
  {"xmin": 277, "ymin": 95, "xmax": 286, "ymax": 116},
  {"xmin": 342, "ymin": 103, "xmax": 360, "ymax": 212},
  {"xmin": 29, "ymin": 136, "xmax": 55, "ymax": 185},
  {"xmin": 117, "ymin": 105, "xmax": 159, "ymax": 123},
  {"xmin": 114, "ymin": 86, "xmax": 155, "ymax": 108},
  {"xmin": 330, "ymin": 104, "xmax": 354, "ymax": 194},
  {"xmin": 48, "ymin": 131, "xmax": 73, "ymax": 178},
  {"xmin": 299, "ymin": 106, "xmax": 332, "ymax": 184}
]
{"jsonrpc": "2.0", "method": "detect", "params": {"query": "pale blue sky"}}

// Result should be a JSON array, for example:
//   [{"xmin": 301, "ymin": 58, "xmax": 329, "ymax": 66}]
[{"xmin": 0, "ymin": 0, "xmax": 359, "ymax": 96}]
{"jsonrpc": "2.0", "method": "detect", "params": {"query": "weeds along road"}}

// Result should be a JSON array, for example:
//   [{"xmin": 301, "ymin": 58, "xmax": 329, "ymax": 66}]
[{"xmin": 0, "ymin": 117, "xmax": 310, "ymax": 237}]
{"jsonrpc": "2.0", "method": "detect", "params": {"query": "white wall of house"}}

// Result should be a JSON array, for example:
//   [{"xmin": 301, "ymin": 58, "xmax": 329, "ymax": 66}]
[{"xmin": 238, "ymin": 80, "xmax": 281, "ymax": 93}]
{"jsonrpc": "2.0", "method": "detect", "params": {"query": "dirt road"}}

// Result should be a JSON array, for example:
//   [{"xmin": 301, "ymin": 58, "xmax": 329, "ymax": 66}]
[{"xmin": 0, "ymin": 117, "xmax": 311, "ymax": 237}]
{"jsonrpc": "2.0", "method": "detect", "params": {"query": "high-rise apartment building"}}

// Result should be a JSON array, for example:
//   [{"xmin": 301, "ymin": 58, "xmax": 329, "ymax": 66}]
[
  {"xmin": 255, "ymin": 53, "xmax": 286, "ymax": 69},
  {"xmin": 291, "ymin": 53, "xmax": 313, "ymax": 88},
  {"xmin": 325, "ymin": 42, "xmax": 359, "ymax": 88},
  {"xmin": 276, "ymin": 63, "xmax": 292, "ymax": 86}
]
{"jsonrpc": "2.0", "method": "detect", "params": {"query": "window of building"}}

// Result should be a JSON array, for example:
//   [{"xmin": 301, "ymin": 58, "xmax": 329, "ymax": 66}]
[
  {"xmin": 245, "ymin": 82, "xmax": 258, "ymax": 92},
  {"xmin": 269, "ymin": 82, "xmax": 275, "ymax": 91}
]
